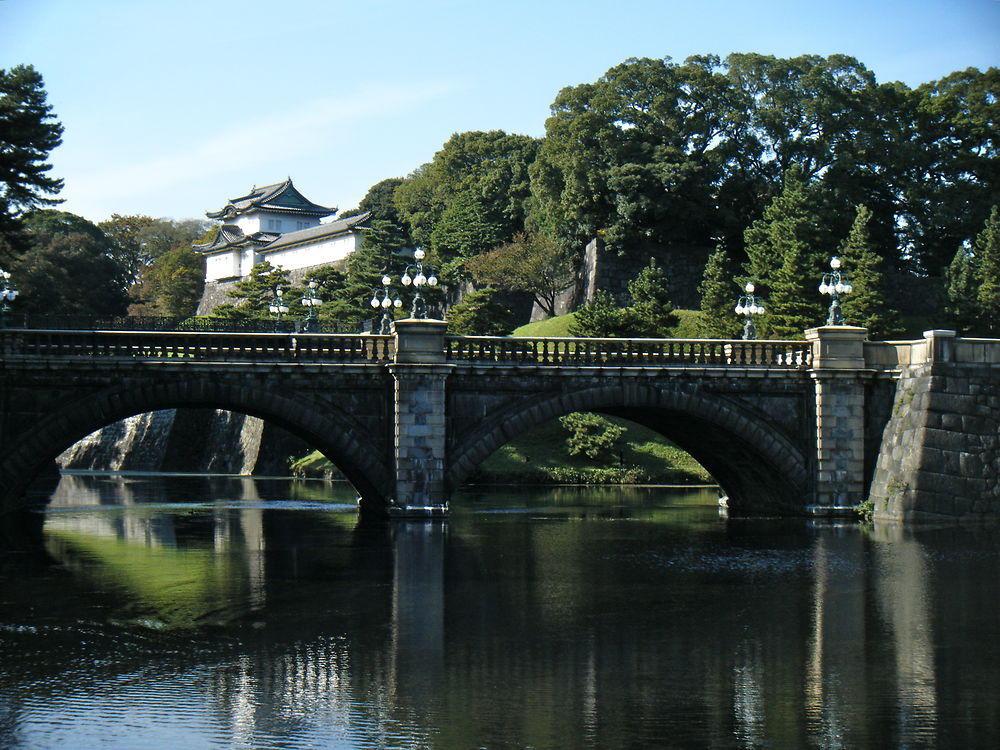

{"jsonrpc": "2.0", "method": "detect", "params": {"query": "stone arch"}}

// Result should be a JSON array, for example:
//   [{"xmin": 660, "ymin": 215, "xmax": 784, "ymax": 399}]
[
  {"xmin": 447, "ymin": 382, "xmax": 811, "ymax": 514},
  {"xmin": 0, "ymin": 376, "xmax": 392, "ymax": 513}
]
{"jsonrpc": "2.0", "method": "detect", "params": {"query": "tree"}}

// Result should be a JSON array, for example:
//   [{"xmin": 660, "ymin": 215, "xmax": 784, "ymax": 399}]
[
  {"xmin": 0, "ymin": 65, "xmax": 64, "ymax": 233},
  {"xmin": 98, "ymin": 214, "xmax": 156, "ymax": 288},
  {"xmin": 211, "ymin": 261, "xmax": 289, "ymax": 319},
  {"xmin": 530, "ymin": 56, "xmax": 727, "ymax": 256},
  {"xmin": 465, "ymin": 232, "xmax": 575, "ymax": 318},
  {"xmin": 11, "ymin": 231, "xmax": 129, "ymax": 315},
  {"xmin": 568, "ymin": 262, "xmax": 678, "ymax": 338},
  {"xmin": 973, "ymin": 206, "xmax": 1000, "ymax": 335},
  {"xmin": 330, "ymin": 219, "xmax": 413, "ymax": 327},
  {"xmin": 428, "ymin": 191, "xmax": 504, "ymax": 274},
  {"xmin": 21, "ymin": 209, "xmax": 106, "ymax": 244},
  {"xmin": 624, "ymin": 259, "xmax": 678, "ymax": 337},
  {"xmin": 743, "ymin": 170, "xmax": 825, "ymax": 338},
  {"xmin": 142, "ymin": 245, "xmax": 205, "ymax": 317},
  {"xmin": 395, "ymin": 130, "xmax": 540, "ymax": 248},
  {"xmin": 344, "ymin": 177, "xmax": 407, "ymax": 224},
  {"xmin": 899, "ymin": 68, "xmax": 1000, "ymax": 275},
  {"xmin": 698, "ymin": 245, "xmax": 741, "ymax": 338},
  {"xmin": 945, "ymin": 246, "xmax": 978, "ymax": 334},
  {"xmin": 836, "ymin": 205, "xmax": 900, "ymax": 338},
  {"xmin": 446, "ymin": 288, "xmax": 517, "ymax": 336},
  {"xmin": 559, "ymin": 412, "xmax": 626, "ymax": 460},
  {"xmin": 766, "ymin": 240, "xmax": 821, "ymax": 339},
  {"xmin": 568, "ymin": 290, "xmax": 629, "ymax": 337}
]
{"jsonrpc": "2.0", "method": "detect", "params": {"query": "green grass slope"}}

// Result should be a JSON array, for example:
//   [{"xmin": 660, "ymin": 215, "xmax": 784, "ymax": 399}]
[{"xmin": 513, "ymin": 309, "xmax": 704, "ymax": 338}]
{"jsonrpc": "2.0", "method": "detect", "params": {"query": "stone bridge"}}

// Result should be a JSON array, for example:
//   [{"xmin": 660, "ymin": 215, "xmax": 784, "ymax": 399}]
[{"xmin": 1, "ymin": 322, "xmax": 997, "ymax": 522}]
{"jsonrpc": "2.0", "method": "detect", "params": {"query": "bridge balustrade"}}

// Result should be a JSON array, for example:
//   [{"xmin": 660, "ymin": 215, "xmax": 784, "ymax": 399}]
[
  {"xmin": 0, "ymin": 329, "xmax": 395, "ymax": 364},
  {"xmin": 445, "ymin": 336, "xmax": 813, "ymax": 368}
]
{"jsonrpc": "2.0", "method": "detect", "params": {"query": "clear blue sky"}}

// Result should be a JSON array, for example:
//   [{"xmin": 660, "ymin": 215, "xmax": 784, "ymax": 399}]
[{"xmin": 2, "ymin": 0, "xmax": 998, "ymax": 224}]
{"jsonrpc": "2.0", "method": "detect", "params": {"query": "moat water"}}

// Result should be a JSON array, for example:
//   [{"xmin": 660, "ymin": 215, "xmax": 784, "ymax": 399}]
[{"xmin": 0, "ymin": 474, "xmax": 998, "ymax": 749}]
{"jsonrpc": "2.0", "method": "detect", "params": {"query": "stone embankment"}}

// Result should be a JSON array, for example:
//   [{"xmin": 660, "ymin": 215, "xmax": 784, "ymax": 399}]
[{"xmin": 868, "ymin": 331, "xmax": 1000, "ymax": 521}]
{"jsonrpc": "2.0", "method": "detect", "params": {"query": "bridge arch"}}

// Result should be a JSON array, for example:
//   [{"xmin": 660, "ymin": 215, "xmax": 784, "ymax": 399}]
[
  {"xmin": 0, "ymin": 376, "xmax": 392, "ymax": 513},
  {"xmin": 447, "ymin": 382, "xmax": 811, "ymax": 513}
]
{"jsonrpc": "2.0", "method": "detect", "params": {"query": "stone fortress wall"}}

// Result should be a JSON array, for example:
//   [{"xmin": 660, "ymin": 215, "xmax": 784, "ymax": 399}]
[{"xmin": 867, "ymin": 330, "xmax": 1000, "ymax": 521}]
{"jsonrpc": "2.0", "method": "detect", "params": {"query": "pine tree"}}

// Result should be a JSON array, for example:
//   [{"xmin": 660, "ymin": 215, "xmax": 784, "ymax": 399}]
[
  {"xmin": 765, "ymin": 236, "xmax": 822, "ymax": 339},
  {"xmin": 974, "ymin": 206, "xmax": 1000, "ymax": 336},
  {"xmin": 837, "ymin": 205, "xmax": 900, "ymax": 338},
  {"xmin": 569, "ymin": 291, "xmax": 628, "ymax": 337},
  {"xmin": 744, "ymin": 170, "xmax": 824, "ymax": 338},
  {"xmin": 945, "ymin": 247, "xmax": 978, "ymax": 333},
  {"xmin": 624, "ymin": 259, "xmax": 678, "ymax": 337},
  {"xmin": 211, "ymin": 261, "xmax": 289, "ymax": 319},
  {"xmin": 698, "ymin": 245, "xmax": 741, "ymax": 338},
  {"xmin": 0, "ymin": 65, "xmax": 64, "ymax": 221}
]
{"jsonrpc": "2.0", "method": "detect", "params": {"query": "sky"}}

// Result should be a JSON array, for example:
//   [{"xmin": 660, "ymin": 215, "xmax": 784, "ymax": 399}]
[{"xmin": 2, "ymin": 0, "xmax": 998, "ymax": 225}]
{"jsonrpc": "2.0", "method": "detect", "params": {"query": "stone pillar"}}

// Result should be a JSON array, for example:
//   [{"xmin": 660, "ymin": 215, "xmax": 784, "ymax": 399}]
[
  {"xmin": 389, "ymin": 319, "xmax": 451, "ymax": 517},
  {"xmin": 806, "ymin": 326, "xmax": 869, "ymax": 513},
  {"xmin": 922, "ymin": 329, "xmax": 956, "ymax": 363}
]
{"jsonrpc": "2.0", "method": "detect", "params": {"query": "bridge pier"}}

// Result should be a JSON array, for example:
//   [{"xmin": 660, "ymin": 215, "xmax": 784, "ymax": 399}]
[
  {"xmin": 806, "ymin": 326, "xmax": 869, "ymax": 514},
  {"xmin": 388, "ymin": 320, "xmax": 452, "ymax": 518}
]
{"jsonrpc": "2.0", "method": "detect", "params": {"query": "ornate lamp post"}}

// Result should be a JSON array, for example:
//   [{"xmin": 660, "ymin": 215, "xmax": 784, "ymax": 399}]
[
  {"xmin": 818, "ymin": 257, "xmax": 853, "ymax": 326},
  {"xmin": 370, "ymin": 271, "xmax": 403, "ymax": 334},
  {"xmin": 0, "ymin": 269, "xmax": 19, "ymax": 328},
  {"xmin": 268, "ymin": 287, "xmax": 289, "ymax": 332},
  {"xmin": 301, "ymin": 280, "xmax": 322, "ymax": 332},
  {"xmin": 400, "ymin": 248, "xmax": 438, "ymax": 319},
  {"xmin": 734, "ymin": 282, "xmax": 764, "ymax": 340}
]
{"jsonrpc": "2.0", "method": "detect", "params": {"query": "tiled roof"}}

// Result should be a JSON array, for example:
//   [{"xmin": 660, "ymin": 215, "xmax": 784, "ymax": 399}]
[
  {"xmin": 194, "ymin": 212, "xmax": 370, "ymax": 255},
  {"xmin": 193, "ymin": 224, "xmax": 280, "ymax": 254},
  {"xmin": 261, "ymin": 211, "xmax": 371, "ymax": 252},
  {"xmin": 206, "ymin": 179, "xmax": 336, "ymax": 220}
]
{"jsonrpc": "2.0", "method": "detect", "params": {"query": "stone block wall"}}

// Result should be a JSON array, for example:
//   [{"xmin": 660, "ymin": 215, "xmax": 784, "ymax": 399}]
[
  {"xmin": 870, "ymin": 361, "xmax": 1000, "ymax": 521},
  {"xmin": 196, "ymin": 263, "xmax": 346, "ymax": 316},
  {"xmin": 534, "ymin": 238, "xmax": 712, "ymax": 321}
]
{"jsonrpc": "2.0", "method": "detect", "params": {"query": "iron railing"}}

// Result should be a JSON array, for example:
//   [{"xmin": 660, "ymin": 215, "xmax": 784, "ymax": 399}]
[
  {"xmin": 446, "ymin": 336, "xmax": 813, "ymax": 368},
  {"xmin": 0, "ymin": 329, "xmax": 395, "ymax": 363}
]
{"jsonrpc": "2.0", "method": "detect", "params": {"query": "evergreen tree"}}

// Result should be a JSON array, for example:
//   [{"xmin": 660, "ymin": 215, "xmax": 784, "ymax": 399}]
[
  {"xmin": 211, "ymin": 261, "xmax": 289, "ymax": 319},
  {"xmin": 974, "ymin": 206, "xmax": 1000, "ymax": 336},
  {"xmin": 623, "ymin": 259, "xmax": 678, "ymax": 337},
  {"xmin": 698, "ymin": 245, "xmax": 741, "ymax": 338},
  {"xmin": 765, "ymin": 238, "xmax": 822, "ymax": 339},
  {"xmin": 744, "ymin": 170, "xmax": 824, "ymax": 338},
  {"xmin": 945, "ymin": 246, "xmax": 978, "ymax": 333},
  {"xmin": 568, "ymin": 291, "xmax": 629, "ymax": 337},
  {"xmin": 446, "ymin": 288, "xmax": 516, "ymax": 336},
  {"xmin": 837, "ymin": 205, "xmax": 900, "ymax": 338},
  {"xmin": 429, "ymin": 190, "xmax": 504, "ymax": 275},
  {"xmin": 0, "ymin": 65, "xmax": 64, "ymax": 243}
]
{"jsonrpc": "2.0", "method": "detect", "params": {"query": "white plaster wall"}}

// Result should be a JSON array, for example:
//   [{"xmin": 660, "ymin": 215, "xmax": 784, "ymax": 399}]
[
  {"xmin": 234, "ymin": 214, "xmax": 261, "ymax": 234},
  {"xmin": 240, "ymin": 247, "xmax": 264, "ymax": 277},
  {"xmin": 205, "ymin": 251, "xmax": 243, "ymax": 282},
  {"xmin": 264, "ymin": 234, "xmax": 360, "ymax": 271},
  {"xmin": 233, "ymin": 211, "xmax": 320, "ymax": 236}
]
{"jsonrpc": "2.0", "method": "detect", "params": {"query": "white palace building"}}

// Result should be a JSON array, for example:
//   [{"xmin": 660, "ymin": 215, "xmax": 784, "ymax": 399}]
[{"xmin": 195, "ymin": 179, "xmax": 370, "ymax": 283}]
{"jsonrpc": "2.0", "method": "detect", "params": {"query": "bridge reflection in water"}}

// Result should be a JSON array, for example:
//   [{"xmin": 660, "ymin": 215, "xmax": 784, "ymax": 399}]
[{"xmin": 1, "ymin": 474, "xmax": 992, "ymax": 747}]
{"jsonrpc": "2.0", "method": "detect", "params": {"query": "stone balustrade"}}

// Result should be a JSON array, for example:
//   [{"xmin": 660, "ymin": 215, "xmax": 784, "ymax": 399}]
[
  {"xmin": 0, "ymin": 329, "xmax": 395, "ymax": 364},
  {"xmin": 446, "ymin": 336, "xmax": 812, "ymax": 368}
]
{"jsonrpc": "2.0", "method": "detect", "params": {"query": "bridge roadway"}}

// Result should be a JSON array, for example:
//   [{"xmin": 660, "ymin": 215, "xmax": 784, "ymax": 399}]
[{"xmin": 1, "ymin": 321, "xmax": 997, "ymax": 521}]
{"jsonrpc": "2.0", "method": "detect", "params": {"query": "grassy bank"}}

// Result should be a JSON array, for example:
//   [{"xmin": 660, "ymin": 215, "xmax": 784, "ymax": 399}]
[
  {"xmin": 291, "ymin": 416, "xmax": 711, "ymax": 485},
  {"xmin": 513, "ymin": 308, "xmax": 704, "ymax": 339}
]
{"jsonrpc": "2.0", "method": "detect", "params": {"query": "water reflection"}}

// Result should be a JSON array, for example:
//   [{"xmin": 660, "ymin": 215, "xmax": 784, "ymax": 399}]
[{"xmin": 0, "ymin": 475, "xmax": 997, "ymax": 748}]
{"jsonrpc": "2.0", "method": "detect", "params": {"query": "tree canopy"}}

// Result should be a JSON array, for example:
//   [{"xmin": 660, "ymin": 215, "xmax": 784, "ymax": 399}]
[{"xmin": 0, "ymin": 65, "xmax": 63, "ymax": 225}]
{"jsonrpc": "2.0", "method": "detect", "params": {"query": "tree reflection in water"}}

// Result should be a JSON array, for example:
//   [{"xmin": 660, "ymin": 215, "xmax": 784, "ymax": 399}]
[{"xmin": 0, "ymin": 474, "xmax": 996, "ymax": 748}]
